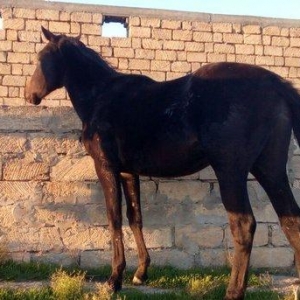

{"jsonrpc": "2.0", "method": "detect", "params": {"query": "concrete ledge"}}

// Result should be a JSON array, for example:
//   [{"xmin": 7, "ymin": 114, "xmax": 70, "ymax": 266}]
[{"xmin": 1, "ymin": 0, "xmax": 300, "ymax": 27}]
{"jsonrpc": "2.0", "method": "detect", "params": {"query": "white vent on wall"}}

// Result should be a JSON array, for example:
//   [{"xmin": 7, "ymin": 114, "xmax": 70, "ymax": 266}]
[{"xmin": 102, "ymin": 16, "xmax": 128, "ymax": 38}]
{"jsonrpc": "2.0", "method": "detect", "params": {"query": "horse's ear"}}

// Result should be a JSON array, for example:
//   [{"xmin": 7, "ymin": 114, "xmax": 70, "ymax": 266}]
[
  {"xmin": 41, "ymin": 26, "xmax": 58, "ymax": 43},
  {"xmin": 75, "ymin": 34, "xmax": 81, "ymax": 41}
]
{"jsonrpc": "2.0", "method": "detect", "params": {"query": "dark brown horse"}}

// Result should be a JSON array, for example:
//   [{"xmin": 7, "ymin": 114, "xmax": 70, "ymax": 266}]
[{"xmin": 25, "ymin": 27, "xmax": 300, "ymax": 300}]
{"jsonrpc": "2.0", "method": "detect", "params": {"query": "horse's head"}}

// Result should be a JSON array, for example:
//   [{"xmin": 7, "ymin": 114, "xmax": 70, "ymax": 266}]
[{"xmin": 25, "ymin": 26, "xmax": 80, "ymax": 105}]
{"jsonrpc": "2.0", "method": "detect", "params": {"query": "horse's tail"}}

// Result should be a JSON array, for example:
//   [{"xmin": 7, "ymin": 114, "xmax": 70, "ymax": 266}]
[{"xmin": 278, "ymin": 78, "xmax": 300, "ymax": 145}]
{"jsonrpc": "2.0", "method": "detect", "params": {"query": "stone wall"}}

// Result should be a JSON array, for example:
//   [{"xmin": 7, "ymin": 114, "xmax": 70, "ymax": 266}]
[{"xmin": 0, "ymin": 0, "xmax": 300, "ymax": 269}]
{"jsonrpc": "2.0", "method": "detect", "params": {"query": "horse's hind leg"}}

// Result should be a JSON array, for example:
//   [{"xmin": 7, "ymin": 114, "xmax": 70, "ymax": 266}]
[
  {"xmin": 252, "ymin": 157, "xmax": 300, "ymax": 277},
  {"xmin": 121, "ymin": 173, "xmax": 150, "ymax": 285},
  {"xmin": 214, "ymin": 168, "xmax": 256, "ymax": 300}
]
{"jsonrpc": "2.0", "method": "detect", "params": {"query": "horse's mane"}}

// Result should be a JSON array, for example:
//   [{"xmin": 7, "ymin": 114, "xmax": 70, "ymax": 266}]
[{"xmin": 59, "ymin": 36, "xmax": 116, "ymax": 76}]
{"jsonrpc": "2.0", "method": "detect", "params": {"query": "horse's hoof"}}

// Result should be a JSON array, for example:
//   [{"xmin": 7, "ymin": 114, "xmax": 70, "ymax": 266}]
[
  {"xmin": 133, "ymin": 276, "xmax": 143, "ymax": 285},
  {"xmin": 107, "ymin": 278, "xmax": 122, "ymax": 292}
]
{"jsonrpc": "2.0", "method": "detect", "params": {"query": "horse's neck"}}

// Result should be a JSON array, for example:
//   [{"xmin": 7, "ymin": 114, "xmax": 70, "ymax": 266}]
[{"xmin": 64, "ymin": 62, "xmax": 114, "ymax": 122}]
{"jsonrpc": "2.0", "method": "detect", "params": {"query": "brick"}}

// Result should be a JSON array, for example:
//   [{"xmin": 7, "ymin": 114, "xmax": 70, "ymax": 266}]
[
  {"xmin": 256, "ymin": 55, "xmax": 274, "ymax": 66},
  {"xmin": 13, "ymin": 42, "xmax": 35, "ymax": 53},
  {"xmin": 13, "ymin": 8, "xmax": 36, "ymax": 19},
  {"xmin": 243, "ymin": 25, "xmax": 261, "ymax": 34},
  {"xmin": 263, "ymin": 26, "xmax": 281, "ymax": 36},
  {"xmin": 244, "ymin": 34, "xmax": 262, "ymax": 45},
  {"xmin": 141, "ymin": 18, "xmax": 161, "ymax": 28},
  {"xmin": 88, "ymin": 36, "xmax": 110, "ymax": 47},
  {"xmin": 187, "ymin": 52, "xmax": 207, "ymax": 63},
  {"xmin": 193, "ymin": 31, "xmax": 213, "ymax": 42},
  {"xmin": 213, "ymin": 32, "xmax": 223, "ymax": 43},
  {"xmin": 155, "ymin": 50, "xmax": 176, "ymax": 61},
  {"xmin": 272, "ymin": 36, "xmax": 289, "ymax": 47},
  {"xmin": 0, "ymin": 63, "xmax": 11, "ymax": 75},
  {"xmin": 223, "ymin": 33, "xmax": 243, "ymax": 44},
  {"xmin": 142, "ymin": 39, "xmax": 163, "ymax": 49},
  {"xmin": 129, "ymin": 26, "xmax": 151, "ymax": 38},
  {"xmin": 163, "ymin": 40, "xmax": 184, "ymax": 50},
  {"xmin": 71, "ymin": 12, "xmax": 92, "ymax": 23},
  {"xmin": 214, "ymin": 43, "xmax": 234, "ymax": 54},
  {"xmin": 264, "ymin": 45, "xmax": 283, "ymax": 56},
  {"xmin": 92, "ymin": 13, "xmax": 103, "ymax": 24},
  {"xmin": 173, "ymin": 30, "xmax": 192, "ymax": 41},
  {"xmin": 161, "ymin": 20, "xmax": 181, "ymax": 29},
  {"xmin": 0, "ymin": 40, "xmax": 12, "ymax": 51},
  {"xmin": 290, "ymin": 28, "xmax": 300, "ymax": 37},
  {"xmin": 3, "ymin": 160, "xmax": 49, "ymax": 181},
  {"xmin": 36, "ymin": 9, "xmax": 59, "ymax": 21},
  {"xmin": 185, "ymin": 42, "xmax": 205, "ymax": 52},
  {"xmin": 60, "ymin": 11, "xmax": 71, "ymax": 22},
  {"xmin": 0, "ymin": 86, "xmax": 8, "ymax": 97},
  {"xmin": 177, "ymin": 51, "xmax": 187, "ymax": 61},
  {"xmin": 111, "ymin": 38, "xmax": 131, "ymax": 48},
  {"xmin": 191, "ymin": 21, "xmax": 211, "ymax": 32},
  {"xmin": 129, "ymin": 59, "xmax": 150, "ymax": 70},
  {"xmin": 208, "ymin": 53, "xmax": 226, "ymax": 63},
  {"xmin": 6, "ymin": 29, "xmax": 17, "ymax": 41},
  {"xmin": 3, "ymin": 18, "xmax": 25, "ymax": 30},
  {"xmin": 18, "ymin": 30, "xmax": 41, "ymax": 43},
  {"xmin": 291, "ymin": 38, "xmax": 300, "ymax": 47},
  {"xmin": 135, "ymin": 49, "xmax": 155, "ymax": 59},
  {"xmin": 235, "ymin": 55, "xmax": 255, "ymax": 64},
  {"xmin": 2, "ymin": 75, "xmax": 26, "ymax": 86},
  {"xmin": 284, "ymin": 47, "xmax": 300, "ymax": 58},
  {"xmin": 25, "ymin": 20, "xmax": 48, "ymax": 32},
  {"xmin": 213, "ymin": 23, "xmax": 232, "ymax": 33},
  {"xmin": 152, "ymin": 28, "xmax": 172, "ymax": 40},
  {"xmin": 171, "ymin": 61, "xmax": 191, "ymax": 73},
  {"xmin": 151, "ymin": 60, "xmax": 170, "ymax": 72},
  {"xmin": 114, "ymin": 48, "xmax": 134, "ymax": 58},
  {"xmin": 9, "ymin": 87, "xmax": 20, "ymax": 97},
  {"xmin": 129, "ymin": 17, "xmax": 140, "ymax": 26},
  {"xmin": 285, "ymin": 57, "xmax": 300, "ymax": 67},
  {"xmin": 235, "ymin": 44, "xmax": 254, "ymax": 55},
  {"xmin": 49, "ymin": 21, "xmax": 70, "ymax": 34}
]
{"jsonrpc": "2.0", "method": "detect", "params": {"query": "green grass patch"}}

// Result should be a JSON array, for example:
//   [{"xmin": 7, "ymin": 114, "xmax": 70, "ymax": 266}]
[{"xmin": 0, "ymin": 261, "xmax": 294, "ymax": 300}]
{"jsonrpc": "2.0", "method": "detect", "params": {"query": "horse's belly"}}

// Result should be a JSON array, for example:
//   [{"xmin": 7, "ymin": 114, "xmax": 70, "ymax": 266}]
[{"xmin": 121, "ymin": 140, "xmax": 209, "ymax": 177}]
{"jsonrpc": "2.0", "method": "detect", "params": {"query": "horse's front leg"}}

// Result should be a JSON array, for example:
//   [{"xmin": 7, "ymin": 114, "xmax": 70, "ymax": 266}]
[
  {"xmin": 121, "ymin": 173, "xmax": 150, "ymax": 285},
  {"xmin": 85, "ymin": 133, "xmax": 125, "ymax": 292}
]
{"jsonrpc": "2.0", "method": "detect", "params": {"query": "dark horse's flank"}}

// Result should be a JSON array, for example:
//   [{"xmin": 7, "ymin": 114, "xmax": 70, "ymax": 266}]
[{"xmin": 25, "ymin": 27, "xmax": 300, "ymax": 300}]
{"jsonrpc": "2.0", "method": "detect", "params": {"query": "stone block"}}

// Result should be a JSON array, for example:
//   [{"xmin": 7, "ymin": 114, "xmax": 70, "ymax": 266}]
[
  {"xmin": 0, "ymin": 106, "xmax": 81, "ymax": 133},
  {"xmin": 51, "ymin": 155, "xmax": 97, "ymax": 182},
  {"xmin": 158, "ymin": 181, "xmax": 210, "ymax": 204},
  {"xmin": 0, "ymin": 181, "xmax": 42, "ymax": 205},
  {"xmin": 129, "ymin": 27, "xmax": 151, "ymax": 38},
  {"xmin": 175, "ymin": 224, "xmax": 224, "ymax": 253},
  {"xmin": 224, "ymin": 223, "xmax": 269, "ymax": 248},
  {"xmin": 0, "ymin": 133, "xmax": 27, "ymax": 153},
  {"xmin": 271, "ymin": 224, "xmax": 289, "ymax": 247},
  {"xmin": 3, "ymin": 160, "xmax": 49, "ymax": 181},
  {"xmin": 36, "ymin": 9, "xmax": 60, "ymax": 21},
  {"xmin": 195, "ymin": 248, "xmax": 228, "ymax": 267},
  {"xmin": 70, "ymin": 12, "xmax": 92, "ymax": 23},
  {"xmin": 61, "ymin": 225, "xmax": 111, "ymax": 251},
  {"xmin": 31, "ymin": 251, "xmax": 78, "ymax": 266},
  {"xmin": 149, "ymin": 249, "xmax": 194, "ymax": 269},
  {"xmin": 123, "ymin": 226, "xmax": 173, "ymax": 249},
  {"xmin": 80, "ymin": 250, "xmax": 112, "ymax": 268},
  {"xmin": 250, "ymin": 247, "xmax": 294, "ymax": 268}
]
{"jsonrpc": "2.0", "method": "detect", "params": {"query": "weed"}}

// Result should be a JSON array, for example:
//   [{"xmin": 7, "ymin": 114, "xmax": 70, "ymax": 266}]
[{"xmin": 50, "ymin": 269, "xmax": 86, "ymax": 300}]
